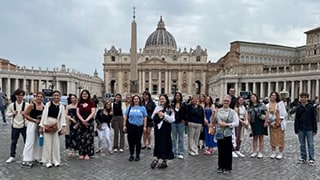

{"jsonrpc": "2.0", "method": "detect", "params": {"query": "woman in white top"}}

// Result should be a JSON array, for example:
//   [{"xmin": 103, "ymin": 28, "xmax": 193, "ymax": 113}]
[{"xmin": 234, "ymin": 97, "xmax": 249, "ymax": 157}]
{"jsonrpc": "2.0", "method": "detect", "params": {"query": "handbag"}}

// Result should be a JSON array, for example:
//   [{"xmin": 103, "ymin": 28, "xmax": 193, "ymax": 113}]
[
  {"xmin": 44, "ymin": 122, "xmax": 58, "ymax": 133},
  {"xmin": 215, "ymin": 132, "xmax": 224, "ymax": 140},
  {"xmin": 208, "ymin": 126, "xmax": 216, "ymax": 135}
]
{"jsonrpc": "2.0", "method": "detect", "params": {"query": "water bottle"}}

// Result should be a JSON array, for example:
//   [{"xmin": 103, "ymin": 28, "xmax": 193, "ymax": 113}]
[{"xmin": 39, "ymin": 134, "xmax": 43, "ymax": 147}]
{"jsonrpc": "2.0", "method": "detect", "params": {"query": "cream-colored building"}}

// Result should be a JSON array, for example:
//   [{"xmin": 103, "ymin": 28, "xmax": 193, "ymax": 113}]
[
  {"xmin": 207, "ymin": 26, "xmax": 320, "ymax": 101},
  {"xmin": 0, "ymin": 58, "xmax": 104, "ymax": 98},
  {"xmin": 103, "ymin": 16, "xmax": 208, "ymax": 97}
]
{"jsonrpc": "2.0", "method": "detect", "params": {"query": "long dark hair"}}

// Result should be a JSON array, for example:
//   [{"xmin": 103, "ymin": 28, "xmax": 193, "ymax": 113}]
[
  {"xmin": 171, "ymin": 92, "xmax": 183, "ymax": 107},
  {"xmin": 269, "ymin": 91, "xmax": 280, "ymax": 103},
  {"xmin": 142, "ymin": 91, "xmax": 152, "ymax": 103},
  {"xmin": 103, "ymin": 100, "xmax": 112, "ymax": 114},
  {"xmin": 131, "ymin": 95, "xmax": 143, "ymax": 106},
  {"xmin": 249, "ymin": 93, "xmax": 259, "ymax": 107},
  {"xmin": 204, "ymin": 95, "xmax": 213, "ymax": 108},
  {"xmin": 159, "ymin": 94, "xmax": 171, "ymax": 110},
  {"xmin": 79, "ymin": 89, "xmax": 91, "ymax": 103}
]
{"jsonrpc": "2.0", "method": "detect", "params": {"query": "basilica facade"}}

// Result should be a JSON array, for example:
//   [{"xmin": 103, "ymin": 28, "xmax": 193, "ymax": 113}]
[{"xmin": 103, "ymin": 17, "xmax": 208, "ymax": 97}]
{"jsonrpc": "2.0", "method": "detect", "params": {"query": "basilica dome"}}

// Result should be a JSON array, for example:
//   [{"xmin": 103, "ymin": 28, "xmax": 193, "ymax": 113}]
[{"xmin": 144, "ymin": 17, "xmax": 177, "ymax": 50}]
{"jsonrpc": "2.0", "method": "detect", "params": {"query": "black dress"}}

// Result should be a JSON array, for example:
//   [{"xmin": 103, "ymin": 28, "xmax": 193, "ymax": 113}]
[
  {"xmin": 66, "ymin": 108, "xmax": 78, "ymax": 150},
  {"xmin": 153, "ymin": 108, "xmax": 174, "ymax": 160}
]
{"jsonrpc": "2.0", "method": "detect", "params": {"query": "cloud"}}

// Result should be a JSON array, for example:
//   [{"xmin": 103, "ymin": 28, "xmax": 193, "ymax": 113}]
[{"xmin": 0, "ymin": 0, "xmax": 319, "ymax": 77}]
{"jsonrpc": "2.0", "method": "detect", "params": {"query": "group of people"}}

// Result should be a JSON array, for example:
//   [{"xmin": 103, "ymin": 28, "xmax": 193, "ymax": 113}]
[{"xmin": 2, "ymin": 87, "xmax": 318, "ymax": 173}]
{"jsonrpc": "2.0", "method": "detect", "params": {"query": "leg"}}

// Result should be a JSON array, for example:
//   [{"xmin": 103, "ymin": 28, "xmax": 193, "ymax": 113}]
[
  {"xmin": 306, "ymin": 131, "xmax": 315, "ymax": 161},
  {"xmin": 193, "ymin": 123, "xmax": 202, "ymax": 154},
  {"xmin": 111, "ymin": 117, "xmax": 119, "ymax": 150},
  {"xmin": 135, "ymin": 126, "xmax": 143, "ymax": 158},
  {"xmin": 105, "ymin": 126, "xmax": 112, "ymax": 151},
  {"xmin": 298, "ymin": 131, "xmax": 307, "ymax": 160},
  {"xmin": 127, "ymin": 124, "xmax": 134, "ymax": 156},
  {"xmin": 177, "ymin": 123, "xmax": 185, "ymax": 156},
  {"xmin": 22, "ymin": 123, "xmax": 36, "ymax": 161},
  {"xmin": 171, "ymin": 123, "xmax": 178, "ymax": 156},
  {"xmin": 52, "ymin": 132, "xmax": 61, "ymax": 165},
  {"xmin": 146, "ymin": 127, "xmax": 152, "ymax": 147},
  {"xmin": 187, "ymin": 123, "xmax": 196, "ymax": 154},
  {"xmin": 118, "ymin": 117, "xmax": 124, "ymax": 150},
  {"xmin": 258, "ymin": 135, "xmax": 264, "ymax": 153},
  {"xmin": 0, "ymin": 106, "xmax": 7, "ymax": 123},
  {"xmin": 10, "ymin": 127, "xmax": 20, "ymax": 158}
]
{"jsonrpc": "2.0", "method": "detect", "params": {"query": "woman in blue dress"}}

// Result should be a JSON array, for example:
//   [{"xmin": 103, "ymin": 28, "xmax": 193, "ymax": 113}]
[{"xmin": 204, "ymin": 96, "xmax": 217, "ymax": 155}]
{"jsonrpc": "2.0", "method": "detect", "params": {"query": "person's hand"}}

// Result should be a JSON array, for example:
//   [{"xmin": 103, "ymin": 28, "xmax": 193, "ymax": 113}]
[
  {"xmin": 264, "ymin": 121, "xmax": 268, "ymax": 127},
  {"xmin": 123, "ymin": 126, "xmax": 127, "ymax": 133},
  {"xmin": 39, "ymin": 127, "xmax": 43, "ymax": 134},
  {"xmin": 59, "ymin": 128, "xmax": 65, "ymax": 135},
  {"xmin": 143, "ymin": 127, "xmax": 147, "ymax": 133}
]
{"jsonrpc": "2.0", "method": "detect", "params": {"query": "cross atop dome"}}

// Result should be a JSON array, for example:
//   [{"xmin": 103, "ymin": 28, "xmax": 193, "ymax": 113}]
[{"xmin": 157, "ymin": 16, "xmax": 166, "ymax": 30}]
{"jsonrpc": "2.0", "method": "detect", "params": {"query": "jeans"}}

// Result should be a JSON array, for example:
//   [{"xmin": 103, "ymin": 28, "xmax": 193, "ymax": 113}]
[
  {"xmin": 11, "ymin": 127, "xmax": 27, "ymax": 157},
  {"xmin": 0, "ymin": 105, "xmax": 6, "ymax": 123},
  {"xmin": 298, "ymin": 130, "xmax": 314, "ymax": 161},
  {"xmin": 171, "ymin": 123, "xmax": 185, "ymax": 156}
]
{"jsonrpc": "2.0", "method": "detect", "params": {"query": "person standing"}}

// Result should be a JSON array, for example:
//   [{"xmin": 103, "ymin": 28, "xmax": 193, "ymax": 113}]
[
  {"xmin": 123, "ymin": 95, "xmax": 147, "ymax": 161},
  {"xmin": 233, "ymin": 96, "xmax": 249, "ymax": 158},
  {"xmin": 267, "ymin": 92, "xmax": 287, "ymax": 160},
  {"xmin": 142, "ymin": 91, "xmax": 156, "ymax": 150},
  {"xmin": 76, "ymin": 89, "xmax": 96, "ymax": 160},
  {"xmin": 171, "ymin": 92, "xmax": 187, "ymax": 159},
  {"xmin": 215, "ymin": 96, "xmax": 239, "ymax": 174},
  {"xmin": 0, "ymin": 87, "xmax": 8, "ymax": 125},
  {"xmin": 185, "ymin": 95, "xmax": 204, "ymax": 156},
  {"xmin": 228, "ymin": 87, "xmax": 238, "ymax": 158},
  {"xmin": 111, "ymin": 94, "xmax": 125, "ymax": 152},
  {"xmin": 248, "ymin": 93, "xmax": 268, "ymax": 159},
  {"xmin": 150, "ymin": 94, "xmax": 175, "ymax": 169},
  {"xmin": 204, "ymin": 95, "xmax": 217, "ymax": 155},
  {"xmin": 39, "ymin": 90, "xmax": 66, "ymax": 168},
  {"xmin": 65, "ymin": 94, "xmax": 78, "ymax": 157},
  {"xmin": 295, "ymin": 92, "xmax": 317, "ymax": 165},
  {"xmin": 20, "ymin": 92, "xmax": 44, "ymax": 168},
  {"xmin": 95, "ymin": 101, "xmax": 113, "ymax": 154},
  {"xmin": 5, "ymin": 89, "xmax": 28, "ymax": 163}
]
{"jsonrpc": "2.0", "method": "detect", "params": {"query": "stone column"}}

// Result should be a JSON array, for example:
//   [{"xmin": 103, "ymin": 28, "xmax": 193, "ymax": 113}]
[
  {"xmin": 275, "ymin": 81, "xmax": 279, "ymax": 92},
  {"xmin": 283, "ymin": 81, "xmax": 287, "ymax": 91},
  {"xmin": 253, "ymin": 82, "xmax": 256, "ymax": 94},
  {"xmin": 245, "ymin": 82, "xmax": 249, "ymax": 91},
  {"xmin": 291, "ymin": 81, "xmax": 295, "ymax": 101},
  {"xmin": 299, "ymin": 81, "xmax": 303, "ymax": 95},
  {"xmin": 308, "ymin": 80, "xmax": 311, "ymax": 96},
  {"xmin": 268, "ymin": 81, "xmax": 271, "ymax": 97},
  {"xmin": 260, "ymin": 82, "xmax": 264, "ymax": 98},
  {"xmin": 142, "ymin": 71, "xmax": 145, "ymax": 92},
  {"xmin": 168, "ymin": 71, "xmax": 172, "ymax": 94},
  {"xmin": 158, "ymin": 71, "xmax": 161, "ymax": 94},
  {"xmin": 31, "ymin": 79, "xmax": 34, "ymax": 93},
  {"xmin": 149, "ymin": 71, "xmax": 152, "ymax": 93},
  {"xmin": 165, "ymin": 71, "xmax": 169, "ymax": 94},
  {"xmin": 15, "ymin": 78, "xmax": 19, "ymax": 90},
  {"xmin": 6, "ymin": 78, "xmax": 11, "ymax": 97},
  {"xmin": 0, "ymin": 78, "xmax": 2, "ymax": 89},
  {"xmin": 316, "ymin": 79, "xmax": 319, "ymax": 98}
]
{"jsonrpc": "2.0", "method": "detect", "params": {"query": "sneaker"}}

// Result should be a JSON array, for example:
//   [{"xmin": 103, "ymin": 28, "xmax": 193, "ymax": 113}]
[
  {"xmin": 217, "ymin": 168, "xmax": 224, "ymax": 173},
  {"xmin": 141, "ymin": 146, "xmax": 147, "ymax": 149},
  {"xmin": 54, "ymin": 163, "xmax": 60, "ymax": 167},
  {"xmin": 223, "ymin": 170, "xmax": 232, "ymax": 174},
  {"xmin": 108, "ymin": 150, "xmax": 113, "ymax": 154},
  {"xmin": 309, "ymin": 160, "xmax": 315, "ymax": 166},
  {"xmin": 177, "ymin": 155, "xmax": 184, "ymax": 159},
  {"xmin": 257, "ymin": 152, "xmax": 264, "ymax": 159},
  {"xmin": 147, "ymin": 146, "xmax": 152, "ymax": 150},
  {"xmin": 6, "ymin": 157, "xmax": 15, "ymax": 163},
  {"xmin": 276, "ymin": 153, "xmax": 283, "ymax": 160},
  {"xmin": 21, "ymin": 161, "xmax": 33, "ymax": 168},
  {"xmin": 297, "ymin": 159, "xmax": 306, "ymax": 164},
  {"xmin": 232, "ymin": 151, "xmax": 238, "ymax": 158},
  {"xmin": 236, "ymin": 151, "xmax": 245, "ymax": 157},
  {"xmin": 46, "ymin": 163, "xmax": 53, "ymax": 168},
  {"xmin": 270, "ymin": 152, "xmax": 276, "ymax": 159},
  {"xmin": 189, "ymin": 152, "xmax": 196, "ymax": 156},
  {"xmin": 135, "ymin": 156, "xmax": 140, "ymax": 161},
  {"xmin": 3, "ymin": 122, "xmax": 8, "ymax": 126},
  {"xmin": 250, "ymin": 152, "xmax": 257, "ymax": 158},
  {"xmin": 113, "ymin": 149, "xmax": 118, "ymax": 152},
  {"xmin": 119, "ymin": 149, "xmax": 124, "ymax": 152}
]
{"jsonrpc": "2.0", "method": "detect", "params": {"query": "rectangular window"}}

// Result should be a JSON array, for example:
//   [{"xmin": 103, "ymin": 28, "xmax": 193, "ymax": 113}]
[
  {"xmin": 152, "ymin": 70, "xmax": 158, "ymax": 80},
  {"xmin": 171, "ymin": 85, "xmax": 177, "ymax": 94},
  {"xmin": 196, "ymin": 56, "xmax": 201, "ymax": 62},
  {"xmin": 111, "ymin": 70, "xmax": 115, "ymax": 79},
  {"xmin": 111, "ymin": 56, "xmax": 115, "ymax": 62},
  {"xmin": 152, "ymin": 85, "xmax": 158, "ymax": 95},
  {"xmin": 172, "ymin": 70, "xmax": 177, "ymax": 80}
]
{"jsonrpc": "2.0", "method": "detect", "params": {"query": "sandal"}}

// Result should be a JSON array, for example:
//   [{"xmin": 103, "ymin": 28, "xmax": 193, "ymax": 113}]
[
  {"xmin": 158, "ymin": 161, "xmax": 168, "ymax": 169},
  {"xmin": 150, "ymin": 159, "xmax": 158, "ymax": 169},
  {"xmin": 79, "ymin": 155, "xmax": 84, "ymax": 160}
]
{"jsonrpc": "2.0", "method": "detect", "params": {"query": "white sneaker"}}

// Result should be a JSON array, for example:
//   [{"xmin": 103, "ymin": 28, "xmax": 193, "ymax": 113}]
[
  {"xmin": 113, "ymin": 149, "xmax": 118, "ymax": 152},
  {"xmin": 119, "ymin": 149, "xmax": 124, "ymax": 152},
  {"xmin": 6, "ymin": 157, "xmax": 15, "ymax": 163},
  {"xmin": 250, "ymin": 152, "xmax": 257, "ymax": 158},
  {"xmin": 232, "ymin": 151, "xmax": 238, "ymax": 158},
  {"xmin": 177, "ymin": 155, "xmax": 184, "ymax": 159},
  {"xmin": 257, "ymin": 152, "xmax": 264, "ymax": 159},
  {"xmin": 270, "ymin": 152, "xmax": 276, "ymax": 159},
  {"xmin": 236, "ymin": 151, "xmax": 245, "ymax": 157},
  {"xmin": 276, "ymin": 153, "xmax": 283, "ymax": 160}
]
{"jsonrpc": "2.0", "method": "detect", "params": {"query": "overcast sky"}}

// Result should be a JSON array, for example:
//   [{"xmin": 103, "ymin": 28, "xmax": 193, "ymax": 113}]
[{"xmin": 1, "ymin": 0, "xmax": 319, "ymax": 78}]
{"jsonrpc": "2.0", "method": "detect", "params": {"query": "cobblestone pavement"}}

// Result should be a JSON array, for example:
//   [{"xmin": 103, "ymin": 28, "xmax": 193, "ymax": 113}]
[{"xmin": 0, "ymin": 118, "xmax": 319, "ymax": 180}]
